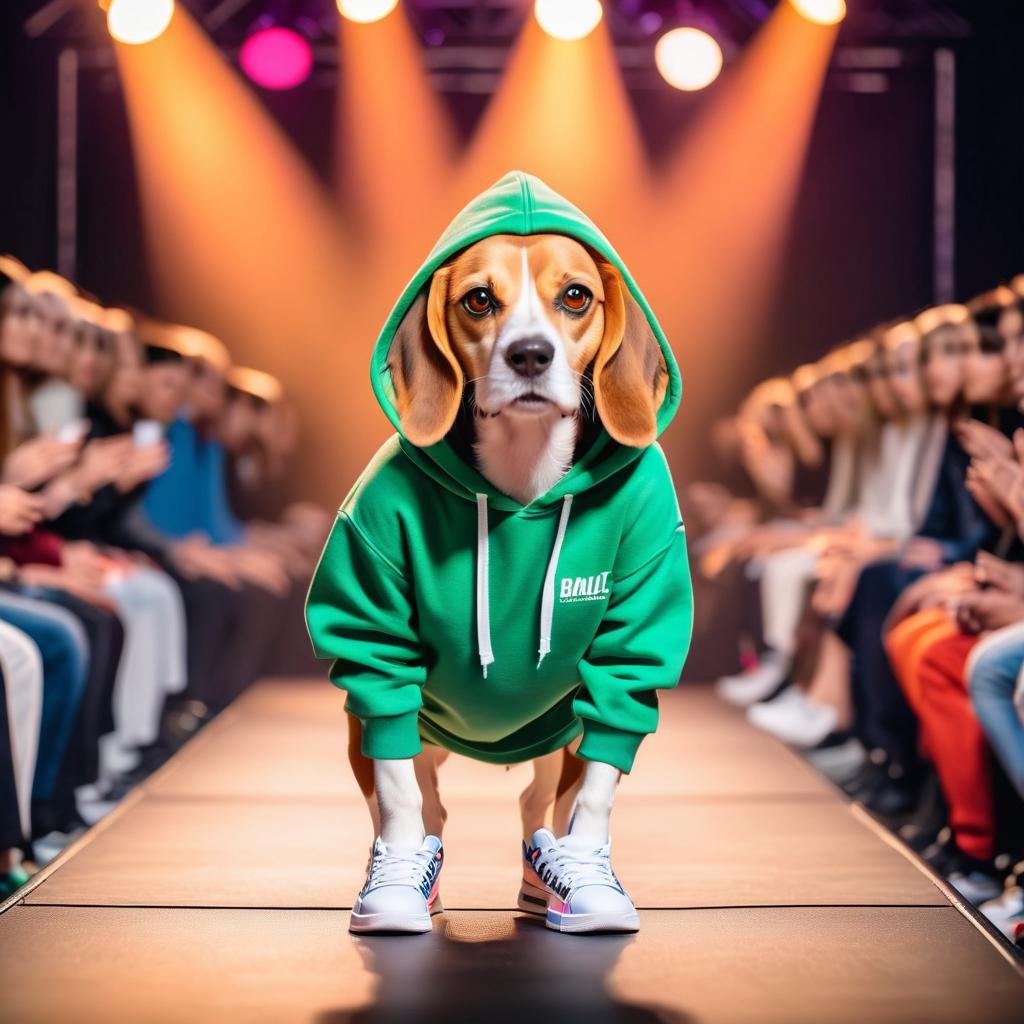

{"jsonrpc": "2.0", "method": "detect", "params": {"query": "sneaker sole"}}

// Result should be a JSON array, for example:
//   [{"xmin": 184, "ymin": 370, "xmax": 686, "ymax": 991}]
[
  {"xmin": 716, "ymin": 681, "xmax": 780, "ymax": 708},
  {"xmin": 348, "ymin": 895, "xmax": 444, "ymax": 934},
  {"xmin": 517, "ymin": 880, "xmax": 550, "ymax": 917},
  {"xmin": 517, "ymin": 881, "xmax": 640, "ymax": 933},
  {"xmin": 546, "ymin": 905, "xmax": 640, "ymax": 934}
]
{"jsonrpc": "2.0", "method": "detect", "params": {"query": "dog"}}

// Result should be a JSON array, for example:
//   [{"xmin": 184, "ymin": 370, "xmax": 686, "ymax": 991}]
[{"xmin": 305, "ymin": 170, "xmax": 691, "ymax": 935}]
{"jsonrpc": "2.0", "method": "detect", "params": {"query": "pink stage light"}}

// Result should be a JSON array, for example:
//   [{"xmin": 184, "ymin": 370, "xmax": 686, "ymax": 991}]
[{"xmin": 240, "ymin": 27, "xmax": 313, "ymax": 91}]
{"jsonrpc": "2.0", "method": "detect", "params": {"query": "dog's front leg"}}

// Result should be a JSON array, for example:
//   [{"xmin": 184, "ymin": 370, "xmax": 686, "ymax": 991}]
[
  {"xmin": 562, "ymin": 759, "xmax": 622, "ymax": 844},
  {"xmin": 374, "ymin": 758, "xmax": 426, "ymax": 847}
]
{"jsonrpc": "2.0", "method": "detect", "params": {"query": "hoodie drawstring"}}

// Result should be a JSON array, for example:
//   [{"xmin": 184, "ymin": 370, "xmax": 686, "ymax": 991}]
[
  {"xmin": 538, "ymin": 494, "xmax": 573, "ymax": 669},
  {"xmin": 475, "ymin": 494, "xmax": 495, "ymax": 678},
  {"xmin": 474, "ymin": 493, "xmax": 574, "ymax": 678}
]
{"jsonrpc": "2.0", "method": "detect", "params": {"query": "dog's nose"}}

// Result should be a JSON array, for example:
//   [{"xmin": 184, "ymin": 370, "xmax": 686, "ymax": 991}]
[{"xmin": 505, "ymin": 336, "xmax": 555, "ymax": 378}]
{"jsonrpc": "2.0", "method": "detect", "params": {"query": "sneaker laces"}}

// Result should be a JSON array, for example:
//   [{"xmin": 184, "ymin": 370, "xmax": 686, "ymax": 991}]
[
  {"xmin": 550, "ymin": 845, "xmax": 617, "ymax": 888},
  {"xmin": 367, "ymin": 844, "xmax": 432, "ymax": 887}
]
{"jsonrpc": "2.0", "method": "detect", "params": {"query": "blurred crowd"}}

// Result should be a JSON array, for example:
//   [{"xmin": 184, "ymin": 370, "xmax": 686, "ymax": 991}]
[
  {"xmin": 0, "ymin": 256, "xmax": 330, "ymax": 898},
  {"xmin": 686, "ymin": 280, "xmax": 1024, "ymax": 946}
]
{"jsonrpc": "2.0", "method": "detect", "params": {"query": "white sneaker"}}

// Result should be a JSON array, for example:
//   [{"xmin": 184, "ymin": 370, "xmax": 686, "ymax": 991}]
[
  {"xmin": 979, "ymin": 885, "xmax": 1024, "ymax": 938},
  {"xmin": 945, "ymin": 868, "xmax": 1005, "ymax": 906},
  {"xmin": 715, "ymin": 653, "xmax": 789, "ymax": 707},
  {"xmin": 349, "ymin": 834, "xmax": 444, "ymax": 934},
  {"xmin": 519, "ymin": 827, "xmax": 639, "ymax": 934},
  {"xmin": 746, "ymin": 688, "xmax": 839, "ymax": 748},
  {"xmin": 98, "ymin": 735, "xmax": 141, "ymax": 778},
  {"xmin": 805, "ymin": 737, "xmax": 868, "ymax": 785}
]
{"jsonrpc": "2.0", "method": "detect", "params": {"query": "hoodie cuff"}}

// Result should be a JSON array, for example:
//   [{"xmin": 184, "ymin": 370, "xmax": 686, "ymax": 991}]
[
  {"xmin": 575, "ymin": 721, "xmax": 645, "ymax": 774},
  {"xmin": 358, "ymin": 711, "xmax": 423, "ymax": 760}
]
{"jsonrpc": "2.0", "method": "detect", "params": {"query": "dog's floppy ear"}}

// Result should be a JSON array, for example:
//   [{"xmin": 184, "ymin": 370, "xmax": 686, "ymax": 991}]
[
  {"xmin": 593, "ymin": 258, "xmax": 668, "ymax": 447},
  {"xmin": 387, "ymin": 266, "xmax": 463, "ymax": 447}
]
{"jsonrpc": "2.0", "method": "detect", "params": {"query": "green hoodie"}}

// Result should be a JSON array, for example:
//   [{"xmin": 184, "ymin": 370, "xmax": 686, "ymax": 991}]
[{"xmin": 305, "ymin": 170, "xmax": 693, "ymax": 774}]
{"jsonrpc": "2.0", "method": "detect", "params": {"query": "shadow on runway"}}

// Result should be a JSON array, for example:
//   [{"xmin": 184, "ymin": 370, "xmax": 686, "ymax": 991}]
[{"xmin": 315, "ymin": 914, "xmax": 698, "ymax": 1024}]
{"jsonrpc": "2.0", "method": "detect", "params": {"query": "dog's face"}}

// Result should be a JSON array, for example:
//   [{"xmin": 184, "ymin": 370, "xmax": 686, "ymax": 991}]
[{"xmin": 388, "ymin": 233, "xmax": 668, "ymax": 449}]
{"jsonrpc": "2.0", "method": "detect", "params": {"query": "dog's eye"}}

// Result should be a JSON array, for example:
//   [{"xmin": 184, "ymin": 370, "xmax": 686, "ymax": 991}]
[
  {"xmin": 462, "ymin": 288, "xmax": 495, "ymax": 317},
  {"xmin": 560, "ymin": 285, "xmax": 592, "ymax": 315}
]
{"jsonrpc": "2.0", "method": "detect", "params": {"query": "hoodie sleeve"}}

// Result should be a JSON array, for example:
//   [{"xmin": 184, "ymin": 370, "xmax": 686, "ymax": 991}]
[
  {"xmin": 573, "ymin": 450, "xmax": 694, "ymax": 774},
  {"xmin": 305, "ymin": 510, "xmax": 426, "ymax": 760}
]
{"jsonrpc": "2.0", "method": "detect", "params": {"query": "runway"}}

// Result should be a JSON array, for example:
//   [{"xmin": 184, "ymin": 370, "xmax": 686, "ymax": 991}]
[{"xmin": 2, "ymin": 678, "xmax": 1022, "ymax": 1023}]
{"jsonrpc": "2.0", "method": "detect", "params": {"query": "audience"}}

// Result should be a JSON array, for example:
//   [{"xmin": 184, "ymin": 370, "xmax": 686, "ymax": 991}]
[
  {"xmin": 0, "ymin": 255, "xmax": 328, "ymax": 899},
  {"xmin": 690, "ymin": 283, "xmax": 1024, "ymax": 945}
]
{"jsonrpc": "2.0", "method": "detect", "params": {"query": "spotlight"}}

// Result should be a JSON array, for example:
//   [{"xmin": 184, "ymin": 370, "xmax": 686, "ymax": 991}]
[
  {"xmin": 534, "ymin": 0, "xmax": 603, "ymax": 42},
  {"xmin": 240, "ymin": 27, "xmax": 313, "ymax": 90},
  {"xmin": 106, "ymin": 0, "xmax": 175, "ymax": 45},
  {"xmin": 337, "ymin": 0, "xmax": 399, "ymax": 23},
  {"xmin": 789, "ymin": 0, "xmax": 846, "ymax": 26},
  {"xmin": 655, "ymin": 27, "xmax": 723, "ymax": 92}
]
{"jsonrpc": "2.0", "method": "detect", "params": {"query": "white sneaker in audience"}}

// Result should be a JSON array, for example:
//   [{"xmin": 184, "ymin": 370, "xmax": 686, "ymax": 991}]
[
  {"xmin": 979, "ymin": 885, "xmax": 1024, "ymax": 938},
  {"xmin": 75, "ymin": 785, "xmax": 118, "ymax": 827},
  {"xmin": 33, "ymin": 827, "xmax": 88, "ymax": 866},
  {"xmin": 98, "ymin": 734, "xmax": 141, "ymax": 778},
  {"xmin": 946, "ymin": 868, "xmax": 1005, "ymax": 906},
  {"xmin": 746, "ymin": 687, "xmax": 839, "ymax": 748},
  {"xmin": 805, "ymin": 737, "xmax": 868, "ymax": 785},
  {"xmin": 74, "ymin": 782, "xmax": 105, "ymax": 802},
  {"xmin": 715, "ymin": 652, "xmax": 789, "ymax": 707}
]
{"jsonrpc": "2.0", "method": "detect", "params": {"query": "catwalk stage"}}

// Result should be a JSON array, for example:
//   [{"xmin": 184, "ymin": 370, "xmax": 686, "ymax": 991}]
[{"xmin": 1, "ymin": 679, "xmax": 1022, "ymax": 1023}]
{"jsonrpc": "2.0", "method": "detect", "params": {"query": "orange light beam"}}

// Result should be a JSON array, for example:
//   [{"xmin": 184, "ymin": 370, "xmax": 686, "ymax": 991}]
[
  {"xmin": 623, "ymin": 2, "xmax": 841, "ymax": 482},
  {"xmin": 455, "ymin": 10, "xmax": 652, "ymax": 247},
  {"xmin": 642, "ymin": 2, "xmax": 841, "ymax": 375},
  {"xmin": 335, "ymin": 3, "xmax": 460, "ymax": 291},
  {"xmin": 114, "ymin": 5, "xmax": 378, "ymax": 503}
]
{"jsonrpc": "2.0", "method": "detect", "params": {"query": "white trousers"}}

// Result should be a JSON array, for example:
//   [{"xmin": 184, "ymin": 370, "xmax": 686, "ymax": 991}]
[
  {"xmin": 0, "ymin": 621, "xmax": 44, "ymax": 840},
  {"xmin": 105, "ymin": 567, "xmax": 188, "ymax": 749},
  {"xmin": 756, "ymin": 547, "xmax": 819, "ymax": 658}
]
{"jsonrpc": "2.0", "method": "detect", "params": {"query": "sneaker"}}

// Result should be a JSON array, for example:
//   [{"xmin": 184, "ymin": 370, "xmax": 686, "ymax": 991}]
[
  {"xmin": 947, "ymin": 868, "xmax": 1005, "ymax": 906},
  {"xmin": 979, "ymin": 885, "xmax": 1024, "ymax": 939},
  {"xmin": 804, "ymin": 734, "xmax": 867, "ymax": 786},
  {"xmin": 519, "ymin": 827, "xmax": 639, "ymax": 934},
  {"xmin": 349, "ymin": 834, "xmax": 444, "ymax": 934},
  {"xmin": 940, "ymin": 846, "xmax": 1005, "ymax": 906},
  {"xmin": 746, "ymin": 688, "xmax": 839, "ymax": 748},
  {"xmin": 715, "ymin": 652, "xmax": 789, "ymax": 708}
]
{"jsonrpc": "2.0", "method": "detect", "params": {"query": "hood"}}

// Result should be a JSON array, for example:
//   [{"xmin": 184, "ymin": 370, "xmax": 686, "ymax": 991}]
[{"xmin": 370, "ymin": 169, "xmax": 682, "ymax": 512}]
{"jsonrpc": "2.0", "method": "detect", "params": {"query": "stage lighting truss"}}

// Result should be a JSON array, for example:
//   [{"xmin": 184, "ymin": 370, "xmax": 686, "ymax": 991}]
[{"xmin": 23, "ymin": 0, "xmax": 974, "ymax": 96}]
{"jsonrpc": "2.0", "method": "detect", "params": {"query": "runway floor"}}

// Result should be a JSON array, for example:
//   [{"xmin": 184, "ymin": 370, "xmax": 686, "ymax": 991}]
[{"xmin": 1, "ymin": 678, "xmax": 1023, "ymax": 1023}]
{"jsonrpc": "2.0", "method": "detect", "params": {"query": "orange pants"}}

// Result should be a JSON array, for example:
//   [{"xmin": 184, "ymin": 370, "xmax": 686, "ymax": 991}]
[{"xmin": 915, "ymin": 631, "xmax": 993, "ymax": 860}]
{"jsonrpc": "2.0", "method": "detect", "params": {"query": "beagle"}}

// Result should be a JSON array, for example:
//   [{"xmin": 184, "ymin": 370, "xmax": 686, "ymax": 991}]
[{"xmin": 355, "ymin": 233, "xmax": 669, "ymax": 860}]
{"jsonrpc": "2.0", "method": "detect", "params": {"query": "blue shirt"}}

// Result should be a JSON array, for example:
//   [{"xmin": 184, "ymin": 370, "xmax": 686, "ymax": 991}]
[{"xmin": 143, "ymin": 417, "xmax": 245, "ymax": 545}]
